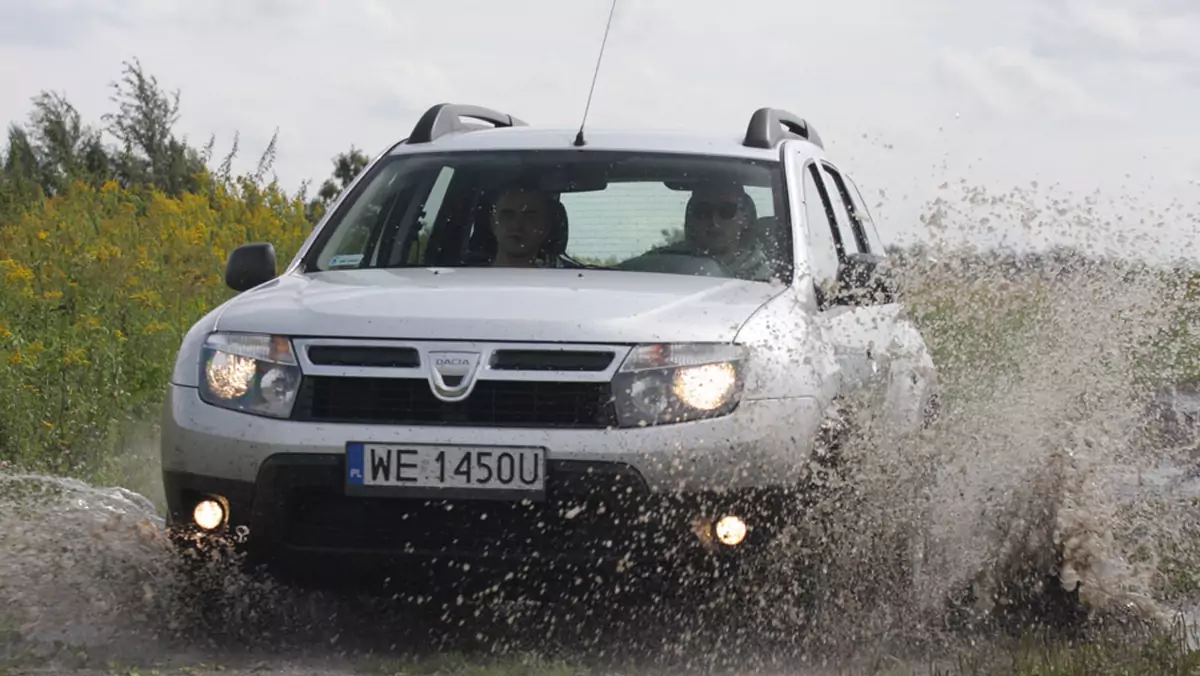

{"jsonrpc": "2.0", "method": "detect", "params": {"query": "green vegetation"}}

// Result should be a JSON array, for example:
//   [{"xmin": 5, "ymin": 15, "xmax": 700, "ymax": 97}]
[
  {"xmin": 3, "ymin": 634, "xmax": 1200, "ymax": 675},
  {"xmin": 0, "ymin": 60, "xmax": 350, "ymax": 483},
  {"xmin": 938, "ymin": 628, "xmax": 1200, "ymax": 675}
]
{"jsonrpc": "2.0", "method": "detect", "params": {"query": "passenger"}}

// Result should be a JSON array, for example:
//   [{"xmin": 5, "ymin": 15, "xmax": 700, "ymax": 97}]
[
  {"xmin": 683, "ymin": 182, "xmax": 772, "ymax": 280},
  {"xmin": 488, "ymin": 186, "xmax": 557, "ymax": 268}
]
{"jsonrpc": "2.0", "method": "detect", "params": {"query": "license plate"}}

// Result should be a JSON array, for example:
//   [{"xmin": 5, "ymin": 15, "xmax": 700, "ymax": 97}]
[{"xmin": 344, "ymin": 443, "xmax": 546, "ymax": 500}]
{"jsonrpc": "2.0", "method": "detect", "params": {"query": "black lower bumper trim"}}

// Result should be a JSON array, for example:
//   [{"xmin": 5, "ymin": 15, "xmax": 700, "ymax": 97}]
[{"xmin": 163, "ymin": 453, "xmax": 793, "ymax": 571}]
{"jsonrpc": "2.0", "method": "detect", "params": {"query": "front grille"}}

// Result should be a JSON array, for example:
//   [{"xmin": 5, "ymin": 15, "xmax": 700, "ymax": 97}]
[
  {"xmin": 292, "ymin": 376, "xmax": 618, "ymax": 428},
  {"xmin": 489, "ymin": 349, "xmax": 614, "ymax": 372},
  {"xmin": 307, "ymin": 345, "xmax": 420, "ymax": 368}
]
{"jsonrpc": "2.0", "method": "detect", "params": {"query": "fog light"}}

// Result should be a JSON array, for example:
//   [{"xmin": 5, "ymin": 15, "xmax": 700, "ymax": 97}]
[
  {"xmin": 193, "ymin": 499, "xmax": 225, "ymax": 531},
  {"xmin": 714, "ymin": 515, "xmax": 747, "ymax": 546}
]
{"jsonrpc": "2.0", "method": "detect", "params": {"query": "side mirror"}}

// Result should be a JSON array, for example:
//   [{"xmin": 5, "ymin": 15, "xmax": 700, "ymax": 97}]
[
  {"xmin": 834, "ymin": 252, "xmax": 899, "ymax": 306},
  {"xmin": 225, "ymin": 242, "xmax": 277, "ymax": 292}
]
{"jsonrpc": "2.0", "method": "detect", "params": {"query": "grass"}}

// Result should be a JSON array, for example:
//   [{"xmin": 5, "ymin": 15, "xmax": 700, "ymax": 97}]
[
  {"xmin": 2, "ymin": 635, "xmax": 1198, "ymax": 675},
  {"xmin": 356, "ymin": 652, "xmax": 588, "ymax": 676},
  {"xmin": 937, "ymin": 630, "xmax": 1200, "ymax": 676}
]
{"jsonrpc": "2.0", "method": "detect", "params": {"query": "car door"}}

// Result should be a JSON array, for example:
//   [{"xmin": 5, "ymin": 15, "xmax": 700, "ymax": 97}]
[
  {"xmin": 826, "ymin": 163, "xmax": 937, "ymax": 431},
  {"xmin": 795, "ymin": 158, "xmax": 881, "ymax": 400},
  {"xmin": 816, "ymin": 161, "xmax": 897, "ymax": 400}
]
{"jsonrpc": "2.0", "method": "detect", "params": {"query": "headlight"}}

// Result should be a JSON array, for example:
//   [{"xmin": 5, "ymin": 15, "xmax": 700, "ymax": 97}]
[
  {"xmin": 612, "ymin": 343, "xmax": 746, "ymax": 427},
  {"xmin": 198, "ymin": 332, "xmax": 302, "ymax": 418}
]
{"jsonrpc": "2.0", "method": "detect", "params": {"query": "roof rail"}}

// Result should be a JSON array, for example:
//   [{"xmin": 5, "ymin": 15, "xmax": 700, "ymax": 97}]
[
  {"xmin": 406, "ymin": 103, "xmax": 527, "ymax": 144},
  {"xmin": 742, "ymin": 107, "xmax": 823, "ymax": 150}
]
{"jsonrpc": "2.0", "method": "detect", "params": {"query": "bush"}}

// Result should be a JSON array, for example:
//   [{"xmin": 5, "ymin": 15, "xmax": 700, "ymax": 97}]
[{"xmin": 0, "ymin": 173, "xmax": 312, "ymax": 479}]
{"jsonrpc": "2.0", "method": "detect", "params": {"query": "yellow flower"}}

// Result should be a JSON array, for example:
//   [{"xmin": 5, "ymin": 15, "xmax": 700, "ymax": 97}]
[
  {"xmin": 129, "ymin": 290, "xmax": 161, "ymax": 308},
  {"xmin": 62, "ymin": 348, "xmax": 90, "ymax": 366},
  {"xmin": 76, "ymin": 315, "xmax": 102, "ymax": 330},
  {"xmin": 2, "ymin": 260, "xmax": 34, "ymax": 284},
  {"xmin": 37, "ymin": 231, "xmax": 48, "ymax": 241}
]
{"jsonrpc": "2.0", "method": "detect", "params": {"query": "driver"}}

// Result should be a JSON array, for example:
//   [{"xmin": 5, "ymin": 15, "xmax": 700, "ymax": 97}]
[
  {"xmin": 683, "ymin": 182, "xmax": 772, "ymax": 280},
  {"xmin": 488, "ymin": 186, "xmax": 561, "ymax": 268}
]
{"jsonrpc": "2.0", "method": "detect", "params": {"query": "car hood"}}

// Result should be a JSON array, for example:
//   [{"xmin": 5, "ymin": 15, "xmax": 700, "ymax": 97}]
[{"xmin": 213, "ymin": 267, "xmax": 784, "ymax": 344}]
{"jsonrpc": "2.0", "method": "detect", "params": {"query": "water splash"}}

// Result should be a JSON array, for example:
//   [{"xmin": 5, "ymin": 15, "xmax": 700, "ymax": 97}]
[
  {"xmin": 2, "ymin": 180, "xmax": 1200, "ymax": 671},
  {"xmin": 690, "ymin": 181, "xmax": 1200, "ymax": 666},
  {"xmin": 0, "ymin": 471, "xmax": 179, "ymax": 657}
]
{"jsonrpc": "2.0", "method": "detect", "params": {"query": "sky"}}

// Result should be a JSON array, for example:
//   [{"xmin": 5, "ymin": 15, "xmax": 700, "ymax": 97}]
[{"xmin": 1, "ymin": 0, "xmax": 1198, "ymax": 262}]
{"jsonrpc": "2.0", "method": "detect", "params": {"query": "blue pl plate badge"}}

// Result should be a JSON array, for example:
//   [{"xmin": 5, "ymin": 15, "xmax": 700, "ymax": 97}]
[{"xmin": 346, "ymin": 442, "xmax": 366, "ymax": 484}]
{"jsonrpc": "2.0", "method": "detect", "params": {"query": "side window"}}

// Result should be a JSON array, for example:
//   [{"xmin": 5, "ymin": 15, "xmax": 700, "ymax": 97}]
[
  {"xmin": 313, "ymin": 162, "xmax": 448, "ymax": 270},
  {"xmin": 802, "ymin": 163, "xmax": 841, "ymax": 303},
  {"xmin": 842, "ymin": 174, "xmax": 886, "ymax": 255},
  {"xmin": 361, "ymin": 167, "xmax": 444, "ymax": 268},
  {"xmin": 316, "ymin": 166, "xmax": 407, "ymax": 270},
  {"xmin": 820, "ymin": 164, "xmax": 866, "ymax": 256}
]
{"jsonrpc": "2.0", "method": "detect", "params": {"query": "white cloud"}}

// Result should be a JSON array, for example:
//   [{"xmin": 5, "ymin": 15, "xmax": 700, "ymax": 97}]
[
  {"xmin": 937, "ymin": 45, "xmax": 1125, "ymax": 122},
  {"xmin": 0, "ymin": 0, "xmax": 1196, "ymax": 260},
  {"xmin": 1064, "ymin": 0, "xmax": 1200, "ymax": 61}
]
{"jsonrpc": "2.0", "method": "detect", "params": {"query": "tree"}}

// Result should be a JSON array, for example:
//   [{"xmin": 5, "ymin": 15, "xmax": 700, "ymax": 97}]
[
  {"xmin": 101, "ymin": 58, "xmax": 206, "ymax": 196},
  {"xmin": 0, "ymin": 124, "xmax": 44, "ymax": 213},
  {"xmin": 26, "ymin": 91, "xmax": 110, "ymax": 195},
  {"xmin": 304, "ymin": 145, "xmax": 371, "ymax": 223},
  {"xmin": 1, "ymin": 57, "xmax": 316, "ymax": 218},
  {"xmin": 0, "ymin": 58, "xmax": 275, "ymax": 208}
]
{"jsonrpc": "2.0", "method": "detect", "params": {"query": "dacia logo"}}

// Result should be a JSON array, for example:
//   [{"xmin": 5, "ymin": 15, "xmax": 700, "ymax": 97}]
[{"xmin": 427, "ymin": 350, "xmax": 482, "ymax": 401}]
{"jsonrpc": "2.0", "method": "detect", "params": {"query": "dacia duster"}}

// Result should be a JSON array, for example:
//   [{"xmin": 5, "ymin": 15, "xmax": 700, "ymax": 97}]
[{"xmin": 160, "ymin": 103, "xmax": 939, "ymax": 589}]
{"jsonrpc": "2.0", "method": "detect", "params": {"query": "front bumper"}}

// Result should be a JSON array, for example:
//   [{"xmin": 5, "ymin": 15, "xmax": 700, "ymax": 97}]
[
  {"xmin": 164, "ymin": 456, "xmax": 795, "ymax": 574},
  {"xmin": 160, "ymin": 384, "xmax": 822, "ymax": 569}
]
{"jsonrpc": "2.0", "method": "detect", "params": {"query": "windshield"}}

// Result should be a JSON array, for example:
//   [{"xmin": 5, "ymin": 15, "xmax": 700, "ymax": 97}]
[{"xmin": 302, "ymin": 150, "xmax": 792, "ymax": 283}]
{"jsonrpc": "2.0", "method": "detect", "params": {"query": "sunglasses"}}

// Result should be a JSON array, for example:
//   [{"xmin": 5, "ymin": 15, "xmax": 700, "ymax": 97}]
[{"xmin": 691, "ymin": 201, "xmax": 741, "ymax": 220}]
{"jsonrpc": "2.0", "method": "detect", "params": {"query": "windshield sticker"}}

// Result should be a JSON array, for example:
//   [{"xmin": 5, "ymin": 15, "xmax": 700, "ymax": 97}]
[{"xmin": 328, "ymin": 253, "xmax": 364, "ymax": 269}]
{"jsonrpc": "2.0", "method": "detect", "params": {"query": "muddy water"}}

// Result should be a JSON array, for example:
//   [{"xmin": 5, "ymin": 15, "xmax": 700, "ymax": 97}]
[{"xmin": 3, "ymin": 187, "xmax": 1200, "ymax": 674}]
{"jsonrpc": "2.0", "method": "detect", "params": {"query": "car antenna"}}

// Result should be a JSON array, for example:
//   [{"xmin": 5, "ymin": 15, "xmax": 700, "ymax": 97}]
[{"xmin": 574, "ymin": 0, "xmax": 618, "ymax": 147}]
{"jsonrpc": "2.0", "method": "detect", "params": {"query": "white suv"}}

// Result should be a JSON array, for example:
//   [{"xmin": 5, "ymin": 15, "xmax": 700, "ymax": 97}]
[{"xmin": 160, "ymin": 103, "xmax": 939, "ymax": 586}]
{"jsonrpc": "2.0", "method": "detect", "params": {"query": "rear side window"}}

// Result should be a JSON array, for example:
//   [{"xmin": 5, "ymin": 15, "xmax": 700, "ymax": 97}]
[
  {"xmin": 842, "ymin": 173, "xmax": 886, "ymax": 255},
  {"xmin": 820, "ymin": 164, "xmax": 868, "ymax": 255},
  {"xmin": 802, "ymin": 163, "xmax": 841, "ymax": 295}
]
